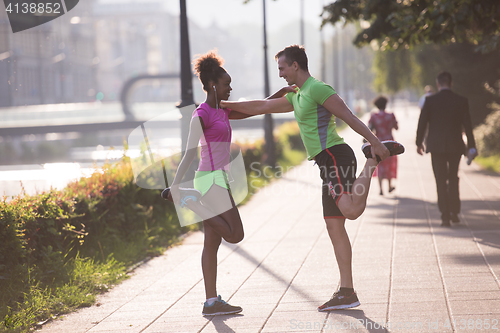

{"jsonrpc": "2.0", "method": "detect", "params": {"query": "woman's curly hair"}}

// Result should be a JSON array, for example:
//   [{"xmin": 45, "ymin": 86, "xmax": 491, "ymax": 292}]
[{"xmin": 193, "ymin": 50, "xmax": 227, "ymax": 91}]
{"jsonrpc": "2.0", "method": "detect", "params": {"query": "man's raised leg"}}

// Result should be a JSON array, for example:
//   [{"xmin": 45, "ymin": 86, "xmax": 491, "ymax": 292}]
[{"xmin": 337, "ymin": 158, "xmax": 378, "ymax": 220}]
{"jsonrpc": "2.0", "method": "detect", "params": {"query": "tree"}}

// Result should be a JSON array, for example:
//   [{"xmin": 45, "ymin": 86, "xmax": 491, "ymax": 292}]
[
  {"xmin": 322, "ymin": 0, "xmax": 500, "ymax": 53},
  {"xmin": 373, "ymin": 48, "xmax": 421, "ymax": 94},
  {"xmin": 322, "ymin": 0, "xmax": 500, "ymax": 125}
]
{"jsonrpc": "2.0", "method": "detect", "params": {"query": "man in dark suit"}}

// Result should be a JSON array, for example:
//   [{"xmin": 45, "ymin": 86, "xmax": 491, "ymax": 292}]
[{"xmin": 416, "ymin": 71, "xmax": 477, "ymax": 226}]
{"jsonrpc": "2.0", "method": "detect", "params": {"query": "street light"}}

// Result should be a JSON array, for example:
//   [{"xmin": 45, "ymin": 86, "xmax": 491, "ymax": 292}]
[
  {"xmin": 178, "ymin": 0, "xmax": 195, "ymax": 153},
  {"xmin": 300, "ymin": 0, "xmax": 304, "ymax": 45},
  {"xmin": 262, "ymin": 0, "xmax": 276, "ymax": 167},
  {"xmin": 176, "ymin": 0, "xmax": 197, "ymax": 186}
]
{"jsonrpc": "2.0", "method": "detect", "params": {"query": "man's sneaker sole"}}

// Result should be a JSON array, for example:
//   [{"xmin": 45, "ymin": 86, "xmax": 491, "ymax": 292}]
[
  {"xmin": 202, "ymin": 295, "xmax": 242, "ymax": 316},
  {"xmin": 202, "ymin": 309, "xmax": 243, "ymax": 316},
  {"xmin": 362, "ymin": 140, "xmax": 405, "ymax": 161},
  {"xmin": 318, "ymin": 300, "xmax": 360, "ymax": 311}
]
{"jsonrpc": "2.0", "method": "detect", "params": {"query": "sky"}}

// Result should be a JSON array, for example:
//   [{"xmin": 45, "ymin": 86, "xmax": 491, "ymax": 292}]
[{"xmin": 101, "ymin": 0, "xmax": 335, "ymax": 36}]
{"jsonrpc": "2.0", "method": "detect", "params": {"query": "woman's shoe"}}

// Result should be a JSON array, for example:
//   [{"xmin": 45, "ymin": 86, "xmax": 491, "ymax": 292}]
[{"xmin": 202, "ymin": 295, "xmax": 242, "ymax": 316}]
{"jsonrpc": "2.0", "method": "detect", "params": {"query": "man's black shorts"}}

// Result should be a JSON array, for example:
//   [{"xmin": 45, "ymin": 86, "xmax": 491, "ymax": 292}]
[{"xmin": 314, "ymin": 144, "xmax": 357, "ymax": 219}]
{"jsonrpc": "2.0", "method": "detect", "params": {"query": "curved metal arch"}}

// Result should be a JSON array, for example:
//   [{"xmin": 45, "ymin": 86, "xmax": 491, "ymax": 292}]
[{"xmin": 120, "ymin": 73, "xmax": 183, "ymax": 121}]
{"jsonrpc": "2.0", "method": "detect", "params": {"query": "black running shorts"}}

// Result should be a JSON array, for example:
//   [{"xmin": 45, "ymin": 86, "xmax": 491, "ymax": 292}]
[{"xmin": 314, "ymin": 144, "xmax": 357, "ymax": 219}]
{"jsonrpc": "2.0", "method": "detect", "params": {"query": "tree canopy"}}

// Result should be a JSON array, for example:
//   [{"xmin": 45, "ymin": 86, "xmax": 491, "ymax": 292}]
[{"xmin": 322, "ymin": 0, "xmax": 500, "ymax": 53}]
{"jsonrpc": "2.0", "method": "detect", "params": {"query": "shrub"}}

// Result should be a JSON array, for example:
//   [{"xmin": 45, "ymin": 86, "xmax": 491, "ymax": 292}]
[{"xmin": 0, "ymin": 157, "xmax": 190, "ymax": 332}]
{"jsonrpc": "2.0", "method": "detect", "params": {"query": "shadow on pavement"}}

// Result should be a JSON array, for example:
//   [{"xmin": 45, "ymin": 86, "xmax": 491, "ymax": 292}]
[
  {"xmin": 207, "ymin": 314, "xmax": 243, "ymax": 333},
  {"xmin": 325, "ymin": 309, "xmax": 389, "ymax": 332},
  {"xmin": 367, "ymin": 195, "xmax": 499, "ymax": 229},
  {"xmin": 450, "ymin": 252, "xmax": 500, "ymax": 267},
  {"xmin": 221, "ymin": 239, "xmax": 316, "ymax": 302},
  {"xmin": 468, "ymin": 167, "xmax": 500, "ymax": 179}
]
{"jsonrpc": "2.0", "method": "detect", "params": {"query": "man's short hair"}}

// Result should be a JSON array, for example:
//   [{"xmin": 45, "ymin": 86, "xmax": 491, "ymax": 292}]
[
  {"xmin": 275, "ymin": 45, "xmax": 308, "ymax": 71},
  {"xmin": 436, "ymin": 71, "xmax": 452, "ymax": 86}
]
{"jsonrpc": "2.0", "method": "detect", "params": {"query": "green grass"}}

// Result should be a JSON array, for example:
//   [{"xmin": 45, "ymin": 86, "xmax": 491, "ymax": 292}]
[
  {"xmin": 475, "ymin": 154, "xmax": 500, "ymax": 174},
  {"xmin": 2, "ymin": 255, "xmax": 126, "ymax": 333}
]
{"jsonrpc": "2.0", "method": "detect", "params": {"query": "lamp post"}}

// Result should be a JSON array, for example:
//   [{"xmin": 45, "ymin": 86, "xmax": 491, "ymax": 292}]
[
  {"xmin": 300, "ymin": 0, "xmax": 304, "ymax": 45},
  {"xmin": 178, "ymin": 0, "xmax": 195, "ymax": 153},
  {"xmin": 176, "ymin": 0, "xmax": 197, "ymax": 186},
  {"xmin": 262, "ymin": 0, "xmax": 276, "ymax": 167}
]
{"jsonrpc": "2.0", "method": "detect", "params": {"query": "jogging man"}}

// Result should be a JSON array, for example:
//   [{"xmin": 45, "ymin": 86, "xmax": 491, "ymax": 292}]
[{"xmin": 221, "ymin": 45, "xmax": 404, "ymax": 311}]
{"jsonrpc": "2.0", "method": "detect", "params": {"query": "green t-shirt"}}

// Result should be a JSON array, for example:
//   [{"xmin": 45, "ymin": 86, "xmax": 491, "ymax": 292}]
[{"xmin": 285, "ymin": 76, "xmax": 345, "ymax": 160}]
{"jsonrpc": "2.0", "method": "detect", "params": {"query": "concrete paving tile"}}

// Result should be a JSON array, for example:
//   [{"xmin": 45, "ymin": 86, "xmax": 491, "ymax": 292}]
[
  {"xmin": 451, "ymin": 315, "xmax": 500, "ymax": 332},
  {"xmin": 86, "ymin": 318, "xmax": 151, "ymax": 332},
  {"xmin": 324, "ymin": 310, "xmax": 388, "ymax": 332},
  {"xmin": 390, "ymin": 284, "xmax": 443, "ymax": 291},
  {"xmin": 273, "ymin": 302, "xmax": 320, "ymax": 312},
  {"xmin": 99, "ymin": 310, "xmax": 162, "ymax": 322},
  {"xmin": 450, "ymin": 299, "xmax": 500, "ymax": 315},
  {"xmin": 446, "ymin": 290, "xmax": 500, "ymax": 301},
  {"xmin": 390, "ymin": 290, "xmax": 445, "ymax": 303},
  {"xmin": 117, "ymin": 300, "xmax": 171, "ymax": 312},
  {"xmin": 445, "ymin": 279, "xmax": 500, "ymax": 292},
  {"xmin": 262, "ymin": 314, "xmax": 326, "ymax": 332},
  {"xmin": 353, "ymin": 293, "xmax": 389, "ymax": 305},
  {"xmin": 390, "ymin": 274, "xmax": 443, "ymax": 285},
  {"xmin": 149, "ymin": 313, "xmax": 211, "ymax": 324},
  {"xmin": 202, "ymin": 323, "xmax": 267, "ymax": 333},
  {"xmin": 143, "ymin": 320, "xmax": 210, "ymax": 333},
  {"xmin": 280, "ymin": 291, "xmax": 330, "ymax": 303},
  {"xmin": 229, "ymin": 293, "xmax": 284, "ymax": 305},
  {"xmin": 350, "ymin": 305, "xmax": 387, "ymax": 319},
  {"xmin": 442, "ymin": 272, "xmax": 496, "ymax": 282},
  {"xmin": 272, "ymin": 310, "xmax": 329, "ymax": 323},
  {"xmin": 36, "ymin": 322, "xmax": 95, "ymax": 333},
  {"xmin": 348, "ymin": 283, "xmax": 390, "ymax": 292},
  {"xmin": 440, "ymin": 264, "xmax": 494, "ymax": 275},
  {"xmin": 389, "ymin": 301, "xmax": 448, "ymax": 317},
  {"xmin": 323, "ymin": 325, "xmax": 387, "ymax": 333},
  {"xmin": 141, "ymin": 315, "xmax": 213, "ymax": 332},
  {"xmin": 387, "ymin": 313, "xmax": 452, "ymax": 332}
]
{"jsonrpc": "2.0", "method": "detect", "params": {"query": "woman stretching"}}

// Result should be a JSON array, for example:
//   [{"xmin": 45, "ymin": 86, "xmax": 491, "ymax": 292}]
[{"xmin": 163, "ymin": 50, "xmax": 289, "ymax": 316}]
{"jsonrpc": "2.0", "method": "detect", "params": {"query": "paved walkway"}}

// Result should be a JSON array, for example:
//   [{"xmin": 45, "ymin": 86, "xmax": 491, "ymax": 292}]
[{"xmin": 38, "ymin": 104, "xmax": 500, "ymax": 333}]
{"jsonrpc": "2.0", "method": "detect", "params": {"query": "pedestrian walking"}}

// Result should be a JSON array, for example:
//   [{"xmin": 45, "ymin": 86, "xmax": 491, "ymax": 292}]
[
  {"xmin": 418, "ymin": 85, "xmax": 435, "ymax": 109},
  {"xmin": 221, "ymin": 45, "xmax": 404, "ymax": 311},
  {"xmin": 416, "ymin": 71, "xmax": 477, "ymax": 226},
  {"xmin": 368, "ymin": 96, "xmax": 399, "ymax": 195}
]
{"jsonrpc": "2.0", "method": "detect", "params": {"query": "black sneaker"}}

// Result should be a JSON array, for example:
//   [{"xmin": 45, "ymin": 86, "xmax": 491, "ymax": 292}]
[
  {"xmin": 202, "ymin": 295, "xmax": 242, "ymax": 316},
  {"xmin": 362, "ymin": 140, "xmax": 405, "ymax": 162},
  {"xmin": 161, "ymin": 187, "xmax": 202, "ymax": 208},
  {"xmin": 318, "ymin": 290, "xmax": 360, "ymax": 311}
]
